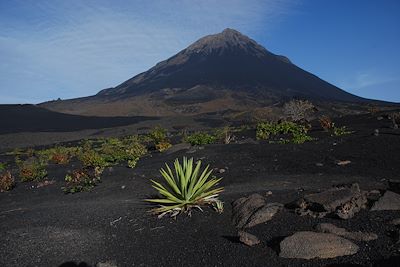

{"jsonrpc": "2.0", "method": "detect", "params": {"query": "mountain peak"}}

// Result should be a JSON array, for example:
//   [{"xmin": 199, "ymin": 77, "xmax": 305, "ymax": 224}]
[
  {"xmin": 221, "ymin": 27, "xmax": 242, "ymax": 36},
  {"xmin": 185, "ymin": 28, "xmax": 268, "ymax": 57}
]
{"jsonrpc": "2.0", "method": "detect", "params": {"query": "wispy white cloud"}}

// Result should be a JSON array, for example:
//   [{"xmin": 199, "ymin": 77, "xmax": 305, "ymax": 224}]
[
  {"xmin": 0, "ymin": 0, "xmax": 297, "ymax": 103},
  {"xmin": 338, "ymin": 70, "xmax": 399, "ymax": 90},
  {"xmin": 336, "ymin": 70, "xmax": 400, "ymax": 102}
]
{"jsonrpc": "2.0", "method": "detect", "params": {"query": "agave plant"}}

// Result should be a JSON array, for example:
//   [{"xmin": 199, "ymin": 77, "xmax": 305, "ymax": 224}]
[{"xmin": 146, "ymin": 157, "xmax": 224, "ymax": 218}]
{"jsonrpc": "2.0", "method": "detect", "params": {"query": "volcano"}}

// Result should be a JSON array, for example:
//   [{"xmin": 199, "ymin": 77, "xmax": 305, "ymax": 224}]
[{"xmin": 41, "ymin": 28, "xmax": 365, "ymax": 116}]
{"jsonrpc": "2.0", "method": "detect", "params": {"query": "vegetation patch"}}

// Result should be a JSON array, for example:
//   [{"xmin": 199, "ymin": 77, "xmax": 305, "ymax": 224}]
[
  {"xmin": 145, "ymin": 157, "xmax": 224, "ymax": 218},
  {"xmin": 256, "ymin": 121, "xmax": 313, "ymax": 144},
  {"xmin": 16, "ymin": 157, "xmax": 48, "ymax": 182},
  {"xmin": 62, "ymin": 168, "xmax": 101, "ymax": 193},
  {"xmin": 149, "ymin": 126, "xmax": 172, "ymax": 152},
  {"xmin": 78, "ymin": 148, "xmax": 108, "ymax": 169},
  {"xmin": 332, "ymin": 126, "xmax": 353, "ymax": 136},
  {"xmin": 155, "ymin": 141, "xmax": 172, "ymax": 152},
  {"xmin": 37, "ymin": 146, "xmax": 79, "ymax": 164},
  {"xmin": 0, "ymin": 171, "xmax": 15, "ymax": 192},
  {"xmin": 319, "ymin": 116, "xmax": 352, "ymax": 136},
  {"xmin": 184, "ymin": 132, "xmax": 217, "ymax": 146},
  {"xmin": 319, "ymin": 116, "xmax": 334, "ymax": 131}
]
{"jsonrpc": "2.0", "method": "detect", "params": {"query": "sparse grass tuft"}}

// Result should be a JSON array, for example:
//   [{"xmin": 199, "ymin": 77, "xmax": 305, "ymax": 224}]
[
  {"xmin": 145, "ymin": 157, "xmax": 224, "ymax": 218},
  {"xmin": 0, "ymin": 162, "xmax": 6, "ymax": 172},
  {"xmin": 215, "ymin": 126, "xmax": 234, "ymax": 144}
]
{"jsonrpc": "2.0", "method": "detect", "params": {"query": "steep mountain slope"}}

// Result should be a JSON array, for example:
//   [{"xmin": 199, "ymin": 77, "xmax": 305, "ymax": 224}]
[{"xmin": 41, "ymin": 28, "xmax": 365, "ymax": 116}]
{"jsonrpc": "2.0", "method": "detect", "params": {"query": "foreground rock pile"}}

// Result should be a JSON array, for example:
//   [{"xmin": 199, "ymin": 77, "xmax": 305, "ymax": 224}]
[
  {"xmin": 291, "ymin": 183, "xmax": 367, "ymax": 219},
  {"xmin": 231, "ymin": 182, "xmax": 400, "ymax": 259}
]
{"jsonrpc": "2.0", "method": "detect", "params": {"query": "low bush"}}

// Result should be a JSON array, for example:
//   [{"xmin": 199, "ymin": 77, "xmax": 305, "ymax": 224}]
[
  {"xmin": 17, "ymin": 157, "xmax": 48, "ymax": 182},
  {"xmin": 100, "ymin": 138, "xmax": 127, "ymax": 163},
  {"xmin": 184, "ymin": 132, "xmax": 217, "ymax": 146},
  {"xmin": 78, "ymin": 148, "xmax": 108, "ymax": 169},
  {"xmin": 0, "ymin": 171, "xmax": 15, "ymax": 192},
  {"xmin": 148, "ymin": 126, "xmax": 172, "ymax": 152},
  {"xmin": 149, "ymin": 126, "xmax": 168, "ymax": 144},
  {"xmin": 256, "ymin": 121, "xmax": 313, "ymax": 144},
  {"xmin": 145, "ymin": 157, "xmax": 224, "ymax": 218},
  {"xmin": 318, "ymin": 116, "xmax": 352, "ymax": 136},
  {"xmin": 125, "ymin": 141, "xmax": 147, "ymax": 168},
  {"xmin": 155, "ymin": 141, "xmax": 172, "ymax": 152},
  {"xmin": 62, "ymin": 168, "xmax": 101, "ymax": 193},
  {"xmin": 319, "ymin": 116, "xmax": 334, "ymax": 131},
  {"xmin": 332, "ymin": 126, "xmax": 353, "ymax": 136},
  {"xmin": 38, "ymin": 146, "xmax": 79, "ymax": 164}
]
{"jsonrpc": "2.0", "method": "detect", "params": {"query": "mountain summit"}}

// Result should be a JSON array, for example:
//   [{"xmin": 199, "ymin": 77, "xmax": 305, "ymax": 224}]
[{"xmin": 42, "ymin": 28, "xmax": 365, "ymax": 116}]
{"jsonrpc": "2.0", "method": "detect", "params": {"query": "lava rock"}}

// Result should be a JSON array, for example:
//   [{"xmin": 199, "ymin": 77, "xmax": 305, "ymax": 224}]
[
  {"xmin": 238, "ymin": 231, "xmax": 260, "ymax": 247},
  {"xmin": 298, "ymin": 183, "xmax": 367, "ymax": 219},
  {"xmin": 279, "ymin": 231, "xmax": 359, "ymax": 259},
  {"xmin": 316, "ymin": 223, "xmax": 378, "ymax": 241},
  {"xmin": 366, "ymin": 190, "xmax": 382, "ymax": 202},
  {"xmin": 232, "ymin": 193, "xmax": 283, "ymax": 229},
  {"xmin": 371, "ymin": 191, "xmax": 400, "ymax": 211}
]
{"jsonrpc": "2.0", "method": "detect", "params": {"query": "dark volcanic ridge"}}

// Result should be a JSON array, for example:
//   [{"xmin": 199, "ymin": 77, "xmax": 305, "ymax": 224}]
[
  {"xmin": 40, "ymin": 28, "xmax": 376, "ymax": 117},
  {"xmin": 0, "ymin": 104, "xmax": 157, "ymax": 134}
]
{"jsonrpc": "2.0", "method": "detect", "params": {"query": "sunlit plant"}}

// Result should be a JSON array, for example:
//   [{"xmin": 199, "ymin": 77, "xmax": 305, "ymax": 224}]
[{"xmin": 146, "ymin": 157, "xmax": 224, "ymax": 218}]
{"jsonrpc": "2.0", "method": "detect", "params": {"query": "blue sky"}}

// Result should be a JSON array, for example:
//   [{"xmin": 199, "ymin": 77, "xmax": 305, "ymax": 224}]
[{"xmin": 0, "ymin": 0, "xmax": 399, "ymax": 104}]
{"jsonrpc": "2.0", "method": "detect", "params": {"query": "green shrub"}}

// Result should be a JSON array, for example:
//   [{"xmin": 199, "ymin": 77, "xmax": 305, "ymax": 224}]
[
  {"xmin": 148, "ymin": 126, "xmax": 173, "ymax": 152},
  {"xmin": 78, "ymin": 136, "xmax": 147, "ymax": 168},
  {"xmin": 184, "ymin": 132, "xmax": 217, "ymax": 146},
  {"xmin": 17, "ymin": 157, "xmax": 48, "ymax": 182},
  {"xmin": 256, "ymin": 121, "xmax": 313, "ymax": 144},
  {"xmin": 145, "ymin": 157, "xmax": 224, "ymax": 218},
  {"xmin": 0, "ymin": 171, "xmax": 15, "ymax": 192},
  {"xmin": 155, "ymin": 141, "xmax": 172, "ymax": 152},
  {"xmin": 78, "ymin": 149, "xmax": 107, "ymax": 169},
  {"xmin": 62, "ymin": 169, "xmax": 101, "ymax": 193},
  {"xmin": 100, "ymin": 138, "xmax": 126, "ymax": 163},
  {"xmin": 124, "ymin": 141, "xmax": 147, "ymax": 168},
  {"xmin": 332, "ymin": 126, "xmax": 353, "ymax": 136},
  {"xmin": 149, "ymin": 126, "xmax": 168, "ymax": 144},
  {"xmin": 37, "ymin": 146, "xmax": 79, "ymax": 164}
]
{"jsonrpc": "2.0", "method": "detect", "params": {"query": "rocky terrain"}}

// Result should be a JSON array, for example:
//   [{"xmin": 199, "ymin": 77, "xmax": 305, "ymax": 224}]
[{"xmin": 1, "ymin": 109, "xmax": 400, "ymax": 267}]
